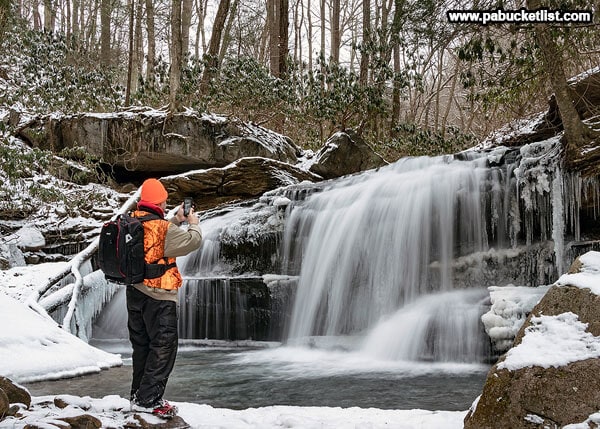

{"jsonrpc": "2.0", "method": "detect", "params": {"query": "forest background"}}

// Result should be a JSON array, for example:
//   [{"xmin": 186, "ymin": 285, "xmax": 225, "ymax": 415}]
[{"xmin": 0, "ymin": 0, "xmax": 598, "ymax": 161}]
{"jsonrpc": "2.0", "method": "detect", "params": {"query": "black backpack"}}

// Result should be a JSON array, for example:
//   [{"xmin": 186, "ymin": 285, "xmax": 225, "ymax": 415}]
[{"xmin": 98, "ymin": 213, "xmax": 175, "ymax": 285}]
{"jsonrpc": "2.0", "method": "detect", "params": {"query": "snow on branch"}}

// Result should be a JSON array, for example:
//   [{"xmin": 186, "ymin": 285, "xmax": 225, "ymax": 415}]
[{"xmin": 26, "ymin": 188, "xmax": 142, "ymax": 325}]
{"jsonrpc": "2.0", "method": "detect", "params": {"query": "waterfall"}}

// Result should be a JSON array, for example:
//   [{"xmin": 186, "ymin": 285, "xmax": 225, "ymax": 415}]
[
  {"xmin": 284, "ymin": 156, "xmax": 497, "ymax": 341},
  {"xmin": 279, "ymin": 141, "xmax": 596, "ymax": 363},
  {"xmin": 179, "ymin": 278, "xmax": 243, "ymax": 340}
]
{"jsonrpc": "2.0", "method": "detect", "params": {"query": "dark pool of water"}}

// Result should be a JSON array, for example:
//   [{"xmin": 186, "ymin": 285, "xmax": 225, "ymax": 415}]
[{"xmin": 24, "ymin": 344, "xmax": 488, "ymax": 411}]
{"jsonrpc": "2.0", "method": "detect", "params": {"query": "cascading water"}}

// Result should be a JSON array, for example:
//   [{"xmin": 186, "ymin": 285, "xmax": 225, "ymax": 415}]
[
  {"xmin": 280, "ymin": 151, "xmax": 549, "ymax": 363},
  {"xmin": 284, "ymin": 158, "xmax": 489, "ymax": 330},
  {"xmin": 361, "ymin": 289, "xmax": 491, "ymax": 363}
]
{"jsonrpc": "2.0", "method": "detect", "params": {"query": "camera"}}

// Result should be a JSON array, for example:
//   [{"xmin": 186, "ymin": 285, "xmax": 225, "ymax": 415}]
[{"xmin": 183, "ymin": 197, "xmax": 193, "ymax": 216}]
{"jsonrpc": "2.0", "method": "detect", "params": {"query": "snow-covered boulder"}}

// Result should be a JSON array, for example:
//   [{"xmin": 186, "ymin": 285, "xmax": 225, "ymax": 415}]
[
  {"xmin": 13, "ymin": 226, "xmax": 45, "ymax": 251},
  {"xmin": 161, "ymin": 157, "xmax": 321, "ymax": 211},
  {"xmin": 0, "ymin": 376, "xmax": 31, "ymax": 408},
  {"xmin": 465, "ymin": 252, "xmax": 600, "ymax": 428},
  {"xmin": 309, "ymin": 129, "xmax": 387, "ymax": 179}
]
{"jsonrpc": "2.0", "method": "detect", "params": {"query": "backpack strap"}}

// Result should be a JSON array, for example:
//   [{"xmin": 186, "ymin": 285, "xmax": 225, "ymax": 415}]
[{"xmin": 131, "ymin": 211, "xmax": 177, "ymax": 280}]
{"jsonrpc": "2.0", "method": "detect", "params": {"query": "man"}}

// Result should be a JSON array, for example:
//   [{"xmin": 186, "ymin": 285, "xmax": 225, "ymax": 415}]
[{"xmin": 127, "ymin": 178, "xmax": 202, "ymax": 417}]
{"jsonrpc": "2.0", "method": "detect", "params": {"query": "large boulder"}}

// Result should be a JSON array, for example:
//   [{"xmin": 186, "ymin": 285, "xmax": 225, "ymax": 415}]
[
  {"xmin": 309, "ymin": 129, "xmax": 387, "ymax": 179},
  {"xmin": 465, "ymin": 356, "xmax": 600, "ymax": 429},
  {"xmin": 11, "ymin": 226, "xmax": 46, "ymax": 251},
  {"xmin": 464, "ymin": 255, "xmax": 600, "ymax": 429},
  {"xmin": 0, "ymin": 376, "xmax": 31, "ymax": 408},
  {"xmin": 16, "ymin": 110, "xmax": 302, "ymax": 176},
  {"xmin": 161, "ymin": 156, "xmax": 321, "ymax": 211},
  {"xmin": 0, "ymin": 389, "xmax": 8, "ymax": 421}
]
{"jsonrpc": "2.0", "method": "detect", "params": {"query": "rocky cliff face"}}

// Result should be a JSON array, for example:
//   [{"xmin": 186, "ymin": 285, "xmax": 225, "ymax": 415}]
[
  {"xmin": 16, "ymin": 110, "xmax": 303, "ymax": 178},
  {"xmin": 160, "ymin": 157, "xmax": 321, "ymax": 211}
]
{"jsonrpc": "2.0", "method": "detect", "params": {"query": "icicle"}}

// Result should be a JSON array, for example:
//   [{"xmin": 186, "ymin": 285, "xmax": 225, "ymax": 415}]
[{"xmin": 552, "ymin": 165, "xmax": 565, "ymax": 275}]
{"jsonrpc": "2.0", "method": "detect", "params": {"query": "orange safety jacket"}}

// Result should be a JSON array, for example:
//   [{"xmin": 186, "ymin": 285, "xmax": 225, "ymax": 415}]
[{"xmin": 131, "ymin": 210, "xmax": 183, "ymax": 291}]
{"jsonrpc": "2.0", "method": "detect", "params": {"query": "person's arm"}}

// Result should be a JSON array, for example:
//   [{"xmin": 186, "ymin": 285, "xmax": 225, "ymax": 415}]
[{"xmin": 164, "ymin": 205, "xmax": 202, "ymax": 257}]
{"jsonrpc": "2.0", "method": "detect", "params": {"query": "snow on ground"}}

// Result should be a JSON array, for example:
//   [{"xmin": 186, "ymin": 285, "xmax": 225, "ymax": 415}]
[
  {"xmin": 175, "ymin": 404, "xmax": 467, "ymax": 429},
  {"xmin": 0, "ymin": 292, "xmax": 121, "ymax": 383},
  {"xmin": 0, "ymin": 261, "xmax": 70, "ymax": 301},
  {"xmin": 6, "ymin": 393, "xmax": 468, "ymax": 429}
]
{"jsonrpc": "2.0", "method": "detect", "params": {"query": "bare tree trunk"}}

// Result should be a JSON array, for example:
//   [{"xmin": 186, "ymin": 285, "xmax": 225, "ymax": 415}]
[
  {"xmin": 349, "ymin": 16, "xmax": 357, "ymax": 70},
  {"xmin": 125, "ymin": 0, "xmax": 135, "ymax": 105},
  {"xmin": 199, "ymin": 0, "xmax": 230, "ymax": 94},
  {"xmin": 33, "ymin": 0, "xmax": 42, "ymax": 30},
  {"xmin": 145, "ymin": 0, "xmax": 156, "ymax": 82},
  {"xmin": 86, "ymin": 0, "xmax": 100, "ymax": 52},
  {"xmin": 195, "ymin": 0, "xmax": 207, "ymax": 59},
  {"xmin": 218, "ymin": 0, "xmax": 239, "ymax": 63},
  {"xmin": 0, "ymin": 1, "xmax": 8, "ymax": 41},
  {"xmin": 391, "ymin": 41, "xmax": 400, "ymax": 130},
  {"xmin": 330, "ymin": 0, "xmax": 340, "ymax": 63},
  {"xmin": 441, "ymin": 59, "xmax": 460, "ymax": 137},
  {"xmin": 259, "ymin": 12, "xmax": 269, "ymax": 63},
  {"xmin": 72, "ymin": 0, "xmax": 79, "ymax": 39},
  {"xmin": 319, "ymin": 0, "xmax": 325, "ymax": 58},
  {"xmin": 43, "ymin": 0, "xmax": 55, "ymax": 31},
  {"xmin": 359, "ymin": 0, "xmax": 370, "ymax": 85},
  {"xmin": 65, "ymin": 0, "xmax": 71, "ymax": 39},
  {"xmin": 267, "ymin": 0, "xmax": 279, "ymax": 76},
  {"xmin": 134, "ymin": 0, "xmax": 143, "ymax": 82},
  {"xmin": 170, "ymin": 0, "xmax": 183, "ymax": 111},
  {"xmin": 100, "ymin": 0, "xmax": 111, "ymax": 66},
  {"xmin": 433, "ymin": 49, "xmax": 444, "ymax": 130},
  {"xmin": 527, "ymin": 0, "xmax": 597, "ymax": 163},
  {"xmin": 278, "ymin": 0, "xmax": 289, "ymax": 77},
  {"xmin": 182, "ymin": 0, "xmax": 192, "ymax": 55},
  {"xmin": 293, "ymin": 0, "xmax": 300, "ymax": 66},
  {"xmin": 306, "ymin": 0, "xmax": 313, "ymax": 70}
]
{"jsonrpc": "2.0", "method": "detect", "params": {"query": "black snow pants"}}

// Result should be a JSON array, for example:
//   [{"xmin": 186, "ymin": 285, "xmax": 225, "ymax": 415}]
[{"xmin": 126, "ymin": 286, "xmax": 178, "ymax": 407}]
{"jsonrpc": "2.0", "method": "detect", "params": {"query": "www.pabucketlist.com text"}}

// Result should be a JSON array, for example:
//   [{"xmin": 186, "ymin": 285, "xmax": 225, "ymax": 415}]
[{"xmin": 447, "ymin": 8, "xmax": 593, "ymax": 25}]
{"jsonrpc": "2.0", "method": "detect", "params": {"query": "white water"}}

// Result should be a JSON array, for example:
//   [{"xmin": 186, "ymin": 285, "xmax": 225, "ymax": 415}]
[
  {"xmin": 361, "ymin": 289, "xmax": 490, "ymax": 362},
  {"xmin": 284, "ymin": 157, "xmax": 494, "ymax": 347}
]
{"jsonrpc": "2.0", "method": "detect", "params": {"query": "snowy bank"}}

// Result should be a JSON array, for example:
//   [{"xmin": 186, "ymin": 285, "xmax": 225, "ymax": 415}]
[{"xmin": 0, "ymin": 293, "xmax": 121, "ymax": 383}]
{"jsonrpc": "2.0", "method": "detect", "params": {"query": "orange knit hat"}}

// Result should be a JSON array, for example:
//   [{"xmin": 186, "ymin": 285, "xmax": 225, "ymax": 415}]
[{"xmin": 140, "ymin": 178, "xmax": 168, "ymax": 205}]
